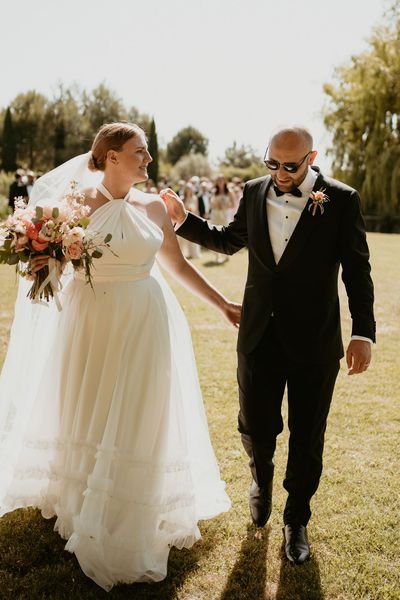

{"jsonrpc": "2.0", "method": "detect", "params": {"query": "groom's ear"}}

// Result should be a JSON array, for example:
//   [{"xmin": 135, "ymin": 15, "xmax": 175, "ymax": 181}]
[{"xmin": 309, "ymin": 150, "xmax": 318, "ymax": 165}]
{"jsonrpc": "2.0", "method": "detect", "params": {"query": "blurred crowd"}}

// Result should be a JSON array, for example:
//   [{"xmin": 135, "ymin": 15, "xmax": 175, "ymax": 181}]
[{"xmin": 144, "ymin": 174, "xmax": 244, "ymax": 262}]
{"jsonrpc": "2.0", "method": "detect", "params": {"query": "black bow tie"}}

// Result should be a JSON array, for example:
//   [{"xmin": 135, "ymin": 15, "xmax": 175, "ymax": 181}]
[{"xmin": 273, "ymin": 185, "xmax": 302, "ymax": 198}]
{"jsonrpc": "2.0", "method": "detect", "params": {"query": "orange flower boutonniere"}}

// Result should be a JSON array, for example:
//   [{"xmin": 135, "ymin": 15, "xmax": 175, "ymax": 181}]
[{"xmin": 308, "ymin": 189, "xmax": 330, "ymax": 216}]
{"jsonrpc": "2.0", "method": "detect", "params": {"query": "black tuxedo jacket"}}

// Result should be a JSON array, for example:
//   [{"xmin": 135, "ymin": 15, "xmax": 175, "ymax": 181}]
[{"xmin": 177, "ymin": 169, "xmax": 375, "ymax": 363}]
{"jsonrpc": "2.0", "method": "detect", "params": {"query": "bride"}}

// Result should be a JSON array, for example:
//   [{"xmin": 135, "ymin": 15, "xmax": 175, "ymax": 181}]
[{"xmin": 0, "ymin": 122, "xmax": 240, "ymax": 591}]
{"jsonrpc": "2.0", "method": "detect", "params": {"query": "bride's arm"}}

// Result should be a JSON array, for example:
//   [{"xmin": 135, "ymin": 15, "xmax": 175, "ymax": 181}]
[{"xmin": 156, "ymin": 202, "xmax": 241, "ymax": 328}]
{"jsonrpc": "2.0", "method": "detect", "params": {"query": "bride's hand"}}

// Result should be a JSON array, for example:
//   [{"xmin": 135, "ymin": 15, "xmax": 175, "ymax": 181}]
[
  {"xmin": 159, "ymin": 188, "xmax": 187, "ymax": 226},
  {"xmin": 221, "ymin": 301, "xmax": 242, "ymax": 329},
  {"xmin": 28, "ymin": 255, "xmax": 49, "ymax": 278},
  {"xmin": 27, "ymin": 255, "xmax": 66, "ymax": 279}
]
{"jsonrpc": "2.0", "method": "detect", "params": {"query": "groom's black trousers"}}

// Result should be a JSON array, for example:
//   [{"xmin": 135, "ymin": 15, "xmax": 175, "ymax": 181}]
[{"xmin": 237, "ymin": 317, "xmax": 340, "ymax": 526}]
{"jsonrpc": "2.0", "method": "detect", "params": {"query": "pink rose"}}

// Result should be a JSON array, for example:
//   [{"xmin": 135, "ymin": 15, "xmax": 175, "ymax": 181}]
[
  {"xmin": 313, "ymin": 191, "xmax": 325, "ymax": 201},
  {"xmin": 31, "ymin": 239, "xmax": 49, "ymax": 251}
]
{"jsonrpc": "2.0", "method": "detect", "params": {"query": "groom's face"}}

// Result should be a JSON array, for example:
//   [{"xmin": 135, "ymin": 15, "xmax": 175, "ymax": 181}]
[{"xmin": 267, "ymin": 136, "xmax": 316, "ymax": 192}]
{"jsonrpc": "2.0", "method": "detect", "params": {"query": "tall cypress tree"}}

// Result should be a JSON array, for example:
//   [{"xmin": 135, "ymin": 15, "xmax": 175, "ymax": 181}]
[
  {"xmin": 147, "ymin": 118, "xmax": 159, "ymax": 184},
  {"xmin": 1, "ymin": 107, "xmax": 17, "ymax": 172},
  {"xmin": 54, "ymin": 119, "xmax": 66, "ymax": 167}
]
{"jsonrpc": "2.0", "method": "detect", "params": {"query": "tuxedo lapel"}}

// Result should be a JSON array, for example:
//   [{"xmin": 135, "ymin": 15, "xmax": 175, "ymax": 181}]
[
  {"xmin": 277, "ymin": 173, "xmax": 325, "ymax": 271},
  {"xmin": 256, "ymin": 176, "xmax": 276, "ymax": 270}
]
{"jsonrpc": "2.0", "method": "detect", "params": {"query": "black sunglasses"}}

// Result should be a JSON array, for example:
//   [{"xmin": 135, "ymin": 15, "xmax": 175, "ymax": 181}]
[{"xmin": 263, "ymin": 150, "xmax": 312, "ymax": 173}]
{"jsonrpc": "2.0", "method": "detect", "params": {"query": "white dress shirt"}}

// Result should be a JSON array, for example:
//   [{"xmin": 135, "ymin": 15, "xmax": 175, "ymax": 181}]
[{"xmin": 267, "ymin": 167, "xmax": 318, "ymax": 264}]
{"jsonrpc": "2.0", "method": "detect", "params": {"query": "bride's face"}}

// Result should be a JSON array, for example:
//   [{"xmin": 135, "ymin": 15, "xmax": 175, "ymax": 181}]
[{"xmin": 112, "ymin": 134, "xmax": 153, "ymax": 183}]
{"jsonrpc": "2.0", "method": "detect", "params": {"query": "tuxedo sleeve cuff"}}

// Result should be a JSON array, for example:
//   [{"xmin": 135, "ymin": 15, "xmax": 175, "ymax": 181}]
[
  {"xmin": 351, "ymin": 335, "xmax": 373, "ymax": 344},
  {"xmin": 174, "ymin": 213, "xmax": 189, "ymax": 231}
]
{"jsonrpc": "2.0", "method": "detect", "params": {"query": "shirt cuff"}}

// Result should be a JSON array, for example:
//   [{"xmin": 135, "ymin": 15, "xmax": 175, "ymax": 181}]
[
  {"xmin": 351, "ymin": 335, "xmax": 373, "ymax": 344},
  {"xmin": 174, "ymin": 212, "xmax": 189, "ymax": 231}
]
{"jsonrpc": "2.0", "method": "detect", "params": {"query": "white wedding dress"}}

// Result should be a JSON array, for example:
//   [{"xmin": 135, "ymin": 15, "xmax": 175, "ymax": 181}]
[{"xmin": 0, "ymin": 182, "xmax": 230, "ymax": 591}]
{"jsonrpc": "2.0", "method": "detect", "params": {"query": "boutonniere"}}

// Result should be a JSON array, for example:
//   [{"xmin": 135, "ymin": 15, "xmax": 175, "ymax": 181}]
[{"xmin": 308, "ymin": 189, "xmax": 330, "ymax": 216}]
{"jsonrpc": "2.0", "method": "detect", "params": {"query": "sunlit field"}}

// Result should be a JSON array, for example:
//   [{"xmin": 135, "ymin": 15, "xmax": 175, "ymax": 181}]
[{"xmin": 0, "ymin": 233, "xmax": 399, "ymax": 599}]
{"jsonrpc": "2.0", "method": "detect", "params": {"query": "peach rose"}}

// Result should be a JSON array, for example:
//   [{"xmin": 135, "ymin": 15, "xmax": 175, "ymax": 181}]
[{"xmin": 65, "ymin": 241, "xmax": 83, "ymax": 260}]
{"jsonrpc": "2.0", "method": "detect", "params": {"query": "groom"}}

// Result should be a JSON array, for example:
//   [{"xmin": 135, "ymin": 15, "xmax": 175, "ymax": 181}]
[{"xmin": 162, "ymin": 127, "xmax": 375, "ymax": 564}]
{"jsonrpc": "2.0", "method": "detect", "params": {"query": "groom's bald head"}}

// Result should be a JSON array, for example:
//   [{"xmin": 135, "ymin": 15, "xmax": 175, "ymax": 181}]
[
  {"xmin": 265, "ymin": 126, "xmax": 317, "ymax": 191},
  {"xmin": 268, "ymin": 127, "xmax": 313, "ymax": 153}
]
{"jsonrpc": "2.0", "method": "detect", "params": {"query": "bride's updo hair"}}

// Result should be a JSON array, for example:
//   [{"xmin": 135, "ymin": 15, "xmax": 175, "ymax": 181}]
[{"xmin": 88, "ymin": 122, "xmax": 145, "ymax": 172}]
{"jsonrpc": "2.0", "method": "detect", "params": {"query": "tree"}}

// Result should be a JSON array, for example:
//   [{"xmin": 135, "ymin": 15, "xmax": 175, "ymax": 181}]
[
  {"xmin": 166, "ymin": 126, "xmax": 208, "ymax": 165},
  {"xmin": 128, "ymin": 106, "xmax": 151, "ymax": 132},
  {"xmin": 53, "ymin": 119, "xmax": 66, "ymax": 167},
  {"xmin": 219, "ymin": 141, "xmax": 263, "ymax": 169},
  {"xmin": 323, "ymin": 1, "xmax": 400, "ymax": 217},
  {"xmin": 49, "ymin": 84, "xmax": 85, "ymax": 165},
  {"xmin": 171, "ymin": 153, "xmax": 213, "ymax": 181},
  {"xmin": 1, "ymin": 107, "xmax": 17, "ymax": 172},
  {"xmin": 10, "ymin": 91, "xmax": 53, "ymax": 169},
  {"xmin": 0, "ymin": 83, "xmax": 154, "ymax": 172},
  {"xmin": 147, "ymin": 118, "xmax": 159, "ymax": 183},
  {"xmin": 81, "ymin": 83, "xmax": 128, "ymax": 140}
]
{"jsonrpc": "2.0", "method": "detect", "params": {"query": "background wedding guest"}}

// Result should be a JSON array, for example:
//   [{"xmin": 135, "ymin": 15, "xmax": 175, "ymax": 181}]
[
  {"xmin": 179, "ymin": 182, "xmax": 201, "ymax": 259},
  {"xmin": 230, "ymin": 177, "xmax": 243, "ymax": 219},
  {"xmin": 26, "ymin": 170, "xmax": 36, "ymax": 198},
  {"xmin": 197, "ymin": 180, "xmax": 211, "ymax": 219},
  {"xmin": 8, "ymin": 169, "xmax": 28, "ymax": 209},
  {"xmin": 210, "ymin": 175, "xmax": 234, "ymax": 263}
]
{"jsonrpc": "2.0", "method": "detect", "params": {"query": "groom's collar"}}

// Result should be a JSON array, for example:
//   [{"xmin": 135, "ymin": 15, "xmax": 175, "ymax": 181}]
[{"xmin": 298, "ymin": 166, "xmax": 319, "ymax": 196}]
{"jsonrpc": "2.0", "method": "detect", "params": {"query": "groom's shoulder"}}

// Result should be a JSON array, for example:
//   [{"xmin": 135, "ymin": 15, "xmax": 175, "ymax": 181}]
[
  {"xmin": 318, "ymin": 171, "xmax": 358, "ymax": 196},
  {"xmin": 244, "ymin": 175, "xmax": 269, "ymax": 191}
]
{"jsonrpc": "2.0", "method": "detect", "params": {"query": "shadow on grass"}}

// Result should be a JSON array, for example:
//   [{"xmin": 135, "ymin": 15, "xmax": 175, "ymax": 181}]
[
  {"xmin": 202, "ymin": 260, "xmax": 229, "ymax": 268},
  {"xmin": 219, "ymin": 524, "xmax": 270, "ymax": 600},
  {"xmin": 276, "ymin": 538, "xmax": 324, "ymax": 600},
  {"xmin": 0, "ymin": 508, "xmax": 219, "ymax": 600}
]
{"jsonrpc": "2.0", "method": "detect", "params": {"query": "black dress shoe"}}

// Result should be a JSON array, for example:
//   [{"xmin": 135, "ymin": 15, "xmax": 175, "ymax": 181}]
[
  {"xmin": 249, "ymin": 479, "xmax": 272, "ymax": 527},
  {"xmin": 283, "ymin": 524, "xmax": 310, "ymax": 564}
]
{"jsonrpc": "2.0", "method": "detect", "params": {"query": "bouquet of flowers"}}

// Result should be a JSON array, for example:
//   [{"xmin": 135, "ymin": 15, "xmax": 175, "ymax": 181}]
[{"xmin": 0, "ymin": 182, "xmax": 113, "ymax": 309}]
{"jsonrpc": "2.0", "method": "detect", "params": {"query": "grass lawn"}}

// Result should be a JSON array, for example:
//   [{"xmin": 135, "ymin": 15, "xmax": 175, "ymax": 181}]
[{"xmin": 0, "ymin": 233, "xmax": 399, "ymax": 599}]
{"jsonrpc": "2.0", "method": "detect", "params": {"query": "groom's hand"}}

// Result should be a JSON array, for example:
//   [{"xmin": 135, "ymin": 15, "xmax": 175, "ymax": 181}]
[
  {"xmin": 346, "ymin": 339, "xmax": 372, "ymax": 375},
  {"xmin": 159, "ymin": 188, "xmax": 187, "ymax": 226},
  {"xmin": 222, "ymin": 301, "xmax": 242, "ymax": 329}
]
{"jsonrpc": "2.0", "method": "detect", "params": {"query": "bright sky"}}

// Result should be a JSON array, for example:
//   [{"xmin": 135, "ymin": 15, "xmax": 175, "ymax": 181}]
[{"xmin": 2, "ymin": 0, "xmax": 387, "ymax": 172}]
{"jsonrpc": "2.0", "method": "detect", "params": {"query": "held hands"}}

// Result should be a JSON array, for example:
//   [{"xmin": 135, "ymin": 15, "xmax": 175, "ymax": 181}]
[
  {"xmin": 222, "ymin": 300, "xmax": 242, "ymax": 329},
  {"xmin": 159, "ymin": 188, "xmax": 187, "ymax": 226},
  {"xmin": 346, "ymin": 339, "xmax": 372, "ymax": 375}
]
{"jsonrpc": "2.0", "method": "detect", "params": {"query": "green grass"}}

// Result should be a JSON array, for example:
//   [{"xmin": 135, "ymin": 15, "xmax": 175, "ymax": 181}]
[{"xmin": 0, "ymin": 234, "xmax": 399, "ymax": 599}]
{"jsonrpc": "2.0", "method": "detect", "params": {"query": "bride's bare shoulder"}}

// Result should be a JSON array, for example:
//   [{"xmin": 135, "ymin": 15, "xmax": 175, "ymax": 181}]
[{"xmin": 130, "ymin": 190, "xmax": 167, "ymax": 227}]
